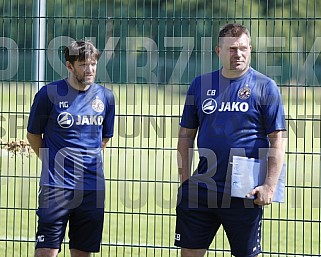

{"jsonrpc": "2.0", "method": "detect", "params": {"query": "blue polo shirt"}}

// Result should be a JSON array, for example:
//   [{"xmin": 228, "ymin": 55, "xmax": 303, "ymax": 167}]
[
  {"xmin": 180, "ymin": 68, "xmax": 286, "ymax": 193},
  {"xmin": 27, "ymin": 79, "xmax": 115, "ymax": 190}
]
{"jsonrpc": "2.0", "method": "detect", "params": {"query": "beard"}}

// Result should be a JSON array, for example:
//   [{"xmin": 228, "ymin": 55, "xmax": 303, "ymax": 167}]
[{"xmin": 73, "ymin": 71, "xmax": 95, "ymax": 86}]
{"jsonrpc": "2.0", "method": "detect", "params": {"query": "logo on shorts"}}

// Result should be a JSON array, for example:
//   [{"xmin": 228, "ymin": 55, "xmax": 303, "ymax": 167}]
[
  {"xmin": 37, "ymin": 235, "xmax": 45, "ymax": 243},
  {"xmin": 175, "ymin": 233, "xmax": 181, "ymax": 241},
  {"xmin": 202, "ymin": 98, "xmax": 217, "ymax": 114},
  {"xmin": 57, "ymin": 112, "xmax": 74, "ymax": 128}
]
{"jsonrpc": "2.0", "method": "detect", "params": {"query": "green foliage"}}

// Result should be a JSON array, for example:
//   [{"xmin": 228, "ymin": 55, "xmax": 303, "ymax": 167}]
[
  {"xmin": 1, "ymin": 0, "xmax": 320, "ymax": 46},
  {"xmin": 1, "ymin": 0, "xmax": 321, "ymax": 83}
]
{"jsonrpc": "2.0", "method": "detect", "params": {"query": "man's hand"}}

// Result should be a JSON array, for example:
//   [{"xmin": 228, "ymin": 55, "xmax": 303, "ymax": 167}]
[{"xmin": 246, "ymin": 184, "xmax": 274, "ymax": 205}]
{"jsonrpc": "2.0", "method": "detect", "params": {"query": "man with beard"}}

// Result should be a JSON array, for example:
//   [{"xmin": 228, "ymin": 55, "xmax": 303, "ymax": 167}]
[{"xmin": 27, "ymin": 40, "xmax": 115, "ymax": 257}]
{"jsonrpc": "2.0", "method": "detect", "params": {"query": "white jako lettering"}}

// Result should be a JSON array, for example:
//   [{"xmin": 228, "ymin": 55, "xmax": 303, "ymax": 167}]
[
  {"xmin": 76, "ymin": 115, "xmax": 104, "ymax": 125},
  {"xmin": 239, "ymin": 102, "xmax": 249, "ymax": 112},
  {"xmin": 218, "ymin": 102, "xmax": 249, "ymax": 112}
]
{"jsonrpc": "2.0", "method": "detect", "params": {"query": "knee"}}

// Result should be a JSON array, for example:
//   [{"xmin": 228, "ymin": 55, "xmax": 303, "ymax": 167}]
[
  {"xmin": 34, "ymin": 248, "xmax": 59, "ymax": 257},
  {"xmin": 181, "ymin": 248, "xmax": 206, "ymax": 257}
]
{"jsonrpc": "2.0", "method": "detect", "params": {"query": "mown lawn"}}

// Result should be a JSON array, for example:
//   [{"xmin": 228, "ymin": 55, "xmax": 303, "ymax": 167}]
[{"xmin": 0, "ymin": 82, "xmax": 320, "ymax": 256}]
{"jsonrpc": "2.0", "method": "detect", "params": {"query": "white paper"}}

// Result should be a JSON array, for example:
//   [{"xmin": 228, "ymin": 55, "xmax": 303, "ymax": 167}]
[{"xmin": 231, "ymin": 156, "xmax": 286, "ymax": 203}]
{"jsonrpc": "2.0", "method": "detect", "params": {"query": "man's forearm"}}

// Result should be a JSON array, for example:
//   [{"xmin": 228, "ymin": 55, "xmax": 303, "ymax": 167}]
[
  {"xmin": 177, "ymin": 127, "xmax": 197, "ymax": 183},
  {"xmin": 265, "ymin": 131, "xmax": 286, "ymax": 191},
  {"xmin": 101, "ymin": 138, "xmax": 110, "ymax": 149},
  {"xmin": 265, "ymin": 146, "xmax": 285, "ymax": 190},
  {"xmin": 26, "ymin": 132, "xmax": 43, "ymax": 159},
  {"xmin": 177, "ymin": 139, "xmax": 194, "ymax": 183}
]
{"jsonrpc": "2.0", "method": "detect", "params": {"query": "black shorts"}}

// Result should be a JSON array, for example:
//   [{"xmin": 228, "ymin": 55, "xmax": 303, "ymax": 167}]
[
  {"xmin": 35, "ymin": 186, "xmax": 105, "ymax": 252},
  {"xmin": 174, "ymin": 181, "xmax": 263, "ymax": 257}
]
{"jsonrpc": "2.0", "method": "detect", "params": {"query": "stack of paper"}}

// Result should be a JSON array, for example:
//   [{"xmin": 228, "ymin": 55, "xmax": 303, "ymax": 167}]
[{"xmin": 231, "ymin": 156, "xmax": 286, "ymax": 203}]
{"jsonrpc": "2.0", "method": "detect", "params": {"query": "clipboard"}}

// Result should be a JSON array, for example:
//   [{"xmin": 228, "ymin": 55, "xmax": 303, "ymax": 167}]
[{"xmin": 231, "ymin": 156, "xmax": 286, "ymax": 202}]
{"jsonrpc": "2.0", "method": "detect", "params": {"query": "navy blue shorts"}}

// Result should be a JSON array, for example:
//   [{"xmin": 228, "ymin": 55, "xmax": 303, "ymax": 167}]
[
  {"xmin": 35, "ymin": 186, "xmax": 105, "ymax": 252},
  {"xmin": 175, "ymin": 181, "xmax": 263, "ymax": 257}
]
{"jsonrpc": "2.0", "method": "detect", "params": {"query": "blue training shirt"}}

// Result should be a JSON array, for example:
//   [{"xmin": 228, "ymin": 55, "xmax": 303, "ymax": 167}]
[
  {"xmin": 27, "ymin": 79, "xmax": 115, "ymax": 190},
  {"xmin": 180, "ymin": 67, "xmax": 286, "ymax": 193}
]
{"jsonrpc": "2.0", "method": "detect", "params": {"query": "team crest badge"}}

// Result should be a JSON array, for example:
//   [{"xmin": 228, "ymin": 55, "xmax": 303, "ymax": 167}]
[
  {"xmin": 238, "ymin": 86, "xmax": 251, "ymax": 100},
  {"xmin": 92, "ymin": 97, "xmax": 105, "ymax": 112}
]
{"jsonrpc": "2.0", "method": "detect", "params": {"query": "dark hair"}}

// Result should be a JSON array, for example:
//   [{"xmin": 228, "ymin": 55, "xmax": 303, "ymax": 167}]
[
  {"xmin": 218, "ymin": 23, "xmax": 251, "ymax": 45},
  {"xmin": 64, "ymin": 40, "xmax": 100, "ymax": 64}
]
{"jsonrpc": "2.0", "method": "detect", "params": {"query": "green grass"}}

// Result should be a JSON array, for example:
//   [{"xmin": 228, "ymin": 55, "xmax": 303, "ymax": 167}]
[{"xmin": 1, "ymin": 82, "xmax": 321, "ymax": 256}]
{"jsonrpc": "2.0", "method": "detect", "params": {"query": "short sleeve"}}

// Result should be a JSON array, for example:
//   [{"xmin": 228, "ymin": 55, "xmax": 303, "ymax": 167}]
[
  {"xmin": 102, "ymin": 89, "xmax": 115, "ymax": 138},
  {"xmin": 180, "ymin": 79, "xmax": 199, "ymax": 129},
  {"xmin": 260, "ymin": 81, "xmax": 286, "ymax": 134},
  {"xmin": 27, "ymin": 86, "xmax": 53, "ymax": 134}
]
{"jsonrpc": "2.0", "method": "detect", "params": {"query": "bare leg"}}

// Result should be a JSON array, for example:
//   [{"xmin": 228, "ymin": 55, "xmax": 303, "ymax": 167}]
[
  {"xmin": 70, "ymin": 248, "xmax": 91, "ymax": 257},
  {"xmin": 181, "ymin": 248, "xmax": 207, "ymax": 257},
  {"xmin": 34, "ymin": 248, "xmax": 59, "ymax": 257}
]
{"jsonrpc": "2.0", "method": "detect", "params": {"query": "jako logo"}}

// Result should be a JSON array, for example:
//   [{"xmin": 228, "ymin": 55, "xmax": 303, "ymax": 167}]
[
  {"xmin": 202, "ymin": 98, "xmax": 217, "ymax": 114},
  {"xmin": 217, "ymin": 101, "xmax": 249, "ymax": 112},
  {"xmin": 57, "ymin": 112, "xmax": 74, "ymax": 128}
]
